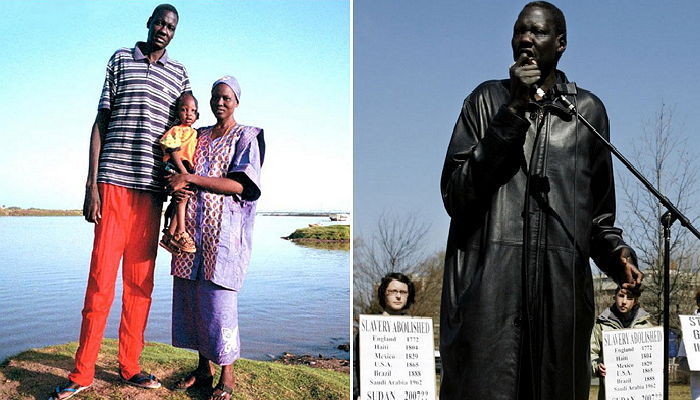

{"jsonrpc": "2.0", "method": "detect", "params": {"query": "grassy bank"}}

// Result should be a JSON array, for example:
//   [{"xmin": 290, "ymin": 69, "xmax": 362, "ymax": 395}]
[
  {"xmin": 0, "ymin": 339, "xmax": 349, "ymax": 400},
  {"xmin": 285, "ymin": 225, "xmax": 350, "ymax": 242}
]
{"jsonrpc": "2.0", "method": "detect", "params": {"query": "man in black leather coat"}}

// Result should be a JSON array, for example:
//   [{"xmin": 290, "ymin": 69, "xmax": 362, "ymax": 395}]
[{"xmin": 439, "ymin": 2, "xmax": 643, "ymax": 399}]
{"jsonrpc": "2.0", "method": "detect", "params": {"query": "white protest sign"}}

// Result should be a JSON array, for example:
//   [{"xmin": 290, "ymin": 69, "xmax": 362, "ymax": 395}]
[
  {"xmin": 602, "ymin": 326, "xmax": 664, "ymax": 400},
  {"xmin": 359, "ymin": 314, "xmax": 436, "ymax": 400},
  {"xmin": 680, "ymin": 315, "xmax": 700, "ymax": 370}
]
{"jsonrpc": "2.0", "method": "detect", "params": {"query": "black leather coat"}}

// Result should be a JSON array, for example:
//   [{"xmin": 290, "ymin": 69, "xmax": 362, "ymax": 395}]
[{"xmin": 439, "ymin": 71, "xmax": 634, "ymax": 400}]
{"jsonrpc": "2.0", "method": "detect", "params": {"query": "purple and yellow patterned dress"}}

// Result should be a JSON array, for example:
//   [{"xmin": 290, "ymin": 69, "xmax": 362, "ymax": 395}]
[{"xmin": 171, "ymin": 123, "xmax": 264, "ymax": 365}]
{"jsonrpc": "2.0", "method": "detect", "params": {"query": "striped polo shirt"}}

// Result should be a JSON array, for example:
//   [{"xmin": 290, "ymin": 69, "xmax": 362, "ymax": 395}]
[{"xmin": 97, "ymin": 42, "xmax": 191, "ymax": 193}]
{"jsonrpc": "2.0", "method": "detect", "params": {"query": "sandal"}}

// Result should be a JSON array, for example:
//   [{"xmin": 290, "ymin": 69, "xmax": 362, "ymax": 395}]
[
  {"xmin": 172, "ymin": 231, "xmax": 196, "ymax": 253},
  {"xmin": 174, "ymin": 371, "xmax": 214, "ymax": 392},
  {"xmin": 120, "ymin": 371, "xmax": 162, "ymax": 389},
  {"xmin": 209, "ymin": 382, "xmax": 234, "ymax": 400},
  {"xmin": 159, "ymin": 231, "xmax": 181, "ymax": 255},
  {"xmin": 47, "ymin": 382, "xmax": 90, "ymax": 400}
]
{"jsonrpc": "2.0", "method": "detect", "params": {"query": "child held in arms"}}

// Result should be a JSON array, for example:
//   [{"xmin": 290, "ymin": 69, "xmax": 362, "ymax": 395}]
[{"xmin": 159, "ymin": 93, "xmax": 199, "ymax": 254}]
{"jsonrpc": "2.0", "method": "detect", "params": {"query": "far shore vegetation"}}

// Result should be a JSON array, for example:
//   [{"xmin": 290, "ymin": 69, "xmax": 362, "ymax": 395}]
[
  {"xmin": 285, "ymin": 225, "xmax": 350, "ymax": 242},
  {"xmin": 0, "ymin": 207, "xmax": 81, "ymax": 217}
]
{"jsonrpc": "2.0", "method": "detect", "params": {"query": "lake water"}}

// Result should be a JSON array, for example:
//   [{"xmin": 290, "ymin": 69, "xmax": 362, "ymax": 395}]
[{"xmin": 0, "ymin": 216, "xmax": 349, "ymax": 362}]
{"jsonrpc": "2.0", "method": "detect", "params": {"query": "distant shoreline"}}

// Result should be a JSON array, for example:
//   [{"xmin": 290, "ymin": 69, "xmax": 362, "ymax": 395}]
[
  {"xmin": 0, "ymin": 208, "xmax": 82, "ymax": 217},
  {"xmin": 0, "ymin": 207, "xmax": 349, "ymax": 218},
  {"xmin": 258, "ymin": 211, "xmax": 350, "ymax": 217}
]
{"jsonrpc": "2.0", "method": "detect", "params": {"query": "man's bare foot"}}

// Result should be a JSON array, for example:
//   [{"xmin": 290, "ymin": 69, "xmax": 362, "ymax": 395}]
[
  {"xmin": 47, "ymin": 381, "xmax": 90, "ymax": 400},
  {"xmin": 120, "ymin": 371, "xmax": 161, "ymax": 389}
]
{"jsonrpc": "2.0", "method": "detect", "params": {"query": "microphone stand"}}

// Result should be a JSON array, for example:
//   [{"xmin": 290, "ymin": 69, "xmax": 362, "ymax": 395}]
[{"xmin": 555, "ymin": 83, "xmax": 700, "ymax": 400}]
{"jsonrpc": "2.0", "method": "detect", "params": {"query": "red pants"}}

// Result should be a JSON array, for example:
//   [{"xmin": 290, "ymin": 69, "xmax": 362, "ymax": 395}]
[{"xmin": 69, "ymin": 183, "xmax": 162, "ymax": 386}]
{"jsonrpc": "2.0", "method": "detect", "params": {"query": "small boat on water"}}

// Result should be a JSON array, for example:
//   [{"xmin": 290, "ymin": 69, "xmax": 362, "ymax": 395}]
[{"xmin": 329, "ymin": 213, "xmax": 349, "ymax": 221}]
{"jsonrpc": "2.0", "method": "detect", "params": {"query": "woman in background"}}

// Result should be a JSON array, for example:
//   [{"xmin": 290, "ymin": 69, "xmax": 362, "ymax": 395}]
[
  {"xmin": 377, "ymin": 272, "xmax": 416, "ymax": 315},
  {"xmin": 353, "ymin": 272, "xmax": 416, "ymax": 399}
]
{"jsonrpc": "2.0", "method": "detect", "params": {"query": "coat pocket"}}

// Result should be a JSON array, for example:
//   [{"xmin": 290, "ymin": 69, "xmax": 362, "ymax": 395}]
[
  {"xmin": 217, "ymin": 198, "xmax": 243, "ymax": 264},
  {"xmin": 211, "ymin": 198, "xmax": 244, "ymax": 290}
]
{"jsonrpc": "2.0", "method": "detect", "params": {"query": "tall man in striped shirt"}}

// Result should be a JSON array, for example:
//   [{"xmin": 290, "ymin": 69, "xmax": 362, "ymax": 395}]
[{"xmin": 49, "ymin": 4, "xmax": 190, "ymax": 399}]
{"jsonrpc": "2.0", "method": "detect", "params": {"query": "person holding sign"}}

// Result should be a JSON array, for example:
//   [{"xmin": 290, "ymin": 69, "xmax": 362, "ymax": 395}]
[
  {"xmin": 678, "ymin": 289, "xmax": 700, "ymax": 400},
  {"xmin": 590, "ymin": 286, "xmax": 653, "ymax": 400},
  {"xmin": 353, "ymin": 272, "xmax": 417, "ymax": 399}
]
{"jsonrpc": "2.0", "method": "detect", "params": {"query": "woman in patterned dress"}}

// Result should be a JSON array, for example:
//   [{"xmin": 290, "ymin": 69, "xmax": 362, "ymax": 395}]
[{"xmin": 166, "ymin": 75, "xmax": 265, "ymax": 400}]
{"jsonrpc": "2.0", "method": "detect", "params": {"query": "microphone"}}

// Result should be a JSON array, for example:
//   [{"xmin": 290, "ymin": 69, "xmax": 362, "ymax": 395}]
[{"xmin": 534, "ymin": 86, "xmax": 545, "ymax": 101}]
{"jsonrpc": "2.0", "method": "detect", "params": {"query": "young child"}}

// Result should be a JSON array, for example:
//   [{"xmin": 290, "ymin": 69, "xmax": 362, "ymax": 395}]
[
  {"xmin": 160, "ymin": 92, "xmax": 199, "ymax": 254},
  {"xmin": 590, "ymin": 286, "xmax": 653, "ymax": 400}
]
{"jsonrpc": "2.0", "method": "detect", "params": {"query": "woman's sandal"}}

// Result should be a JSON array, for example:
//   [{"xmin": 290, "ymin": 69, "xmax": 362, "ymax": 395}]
[
  {"xmin": 120, "ymin": 371, "xmax": 162, "ymax": 389},
  {"xmin": 47, "ymin": 382, "xmax": 90, "ymax": 400},
  {"xmin": 209, "ymin": 382, "xmax": 234, "ymax": 400},
  {"xmin": 174, "ymin": 371, "xmax": 214, "ymax": 392}
]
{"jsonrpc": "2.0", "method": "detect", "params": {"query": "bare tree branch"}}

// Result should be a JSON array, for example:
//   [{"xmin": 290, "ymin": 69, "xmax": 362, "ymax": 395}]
[{"xmin": 611, "ymin": 102, "xmax": 700, "ymax": 328}]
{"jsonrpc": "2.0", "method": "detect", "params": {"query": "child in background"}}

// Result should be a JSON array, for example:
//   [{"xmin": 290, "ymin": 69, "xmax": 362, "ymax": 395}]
[
  {"xmin": 160, "ymin": 93, "xmax": 199, "ymax": 254},
  {"xmin": 677, "ymin": 290, "xmax": 700, "ymax": 400},
  {"xmin": 590, "ymin": 286, "xmax": 653, "ymax": 400}
]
